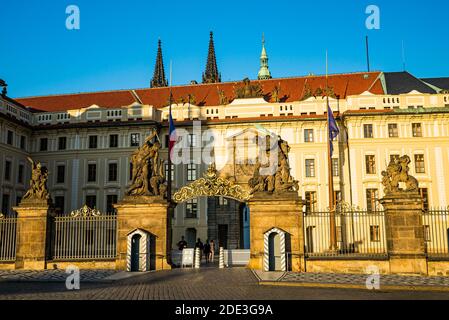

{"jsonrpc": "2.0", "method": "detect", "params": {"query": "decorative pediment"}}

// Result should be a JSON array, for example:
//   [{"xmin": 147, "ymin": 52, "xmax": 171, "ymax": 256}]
[
  {"xmin": 70, "ymin": 205, "xmax": 102, "ymax": 217},
  {"xmin": 173, "ymin": 164, "xmax": 252, "ymax": 203}
]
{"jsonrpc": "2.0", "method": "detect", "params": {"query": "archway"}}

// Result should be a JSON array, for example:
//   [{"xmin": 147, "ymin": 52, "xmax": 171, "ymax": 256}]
[{"xmin": 130, "ymin": 234, "xmax": 141, "ymax": 272}]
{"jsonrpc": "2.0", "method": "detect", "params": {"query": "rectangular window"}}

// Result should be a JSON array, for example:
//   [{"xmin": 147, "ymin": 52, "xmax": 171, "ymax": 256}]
[
  {"xmin": 188, "ymin": 134, "xmax": 197, "ymax": 147},
  {"xmin": 366, "ymin": 189, "xmax": 378, "ymax": 212},
  {"xmin": 87, "ymin": 164, "xmax": 97, "ymax": 182},
  {"xmin": 165, "ymin": 163, "xmax": 175, "ymax": 180},
  {"xmin": 58, "ymin": 137, "xmax": 67, "ymax": 150},
  {"xmin": 218, "ymin": 196, "xmax": 228, "ymax": 207},
  {"xmin": 414, "ymin": 154, "xmax": 425, "ymax": 174},
  {"xmin": 85, "ymin": 195, "xmax": 97, "ymax": 209},
  {"xmin": 57, "ymin": 165, "xmax": 65, "ymax": 184},
  {"xmin": 365, "ymin": 155, "xmax": 376, "ymax": 174},
  {"xmin": 370, "ymin": 225, "xmax": 380, "ymax": 242},
  {"xmin": 305, "ymin": 159, "xmax": 315, "ymax": 178},
  {"xmin": 1, "ymin": 194, "xmax": 10, "ymax": 215},
  {"xmin": 108, "ymin": 163, "xmax": 118, "ymax": 182},
  {"xmin": 18, "ymin": 164, "xmax": 24, "ymax": 184},
  {"xmin": 4, "ymin": 160, "xmax": 11, "ymax": 181},
  {"xmin": 164, "ymin": 135, "xmax": 169, "ymax": 148},
  {"xmin": 109, "ymin": 134, "xmax": 118, "ymax": 148},
  {"xmin": 54, "ymin": 196, "xmax": 65, "ymax": 215},
  {"xmin": 412, "ymin": 123, "xmax": 422, "ymax": 137},
  {"xmin": 420, "ymin": 188, "xmax": 429, "ymax": 211},
  {"xmin": 106, "ymin": 195, "xmax": 118, "ymax": 214},
  {"xmin": 186, "ymin": 198, "xmax": 198, "ymax": 218},
  {"xmin": 129, "ymin": 162, "xmax": 133, "ymax": 181},
  {"xmin": 130, "ymin": 133, "xmax": 140, "ymax": 147},
  {"xmin": 6, "ymin": 130, "xmax": 13, "ymax": 145},
  {"xmin": 332, "ymin": 158, "xmax": 339, "ymax": 177},
  {"xmin": 423, "ymin": 225, "xmax": 431, "ymax": 242},
  {"xmin": 334, "ymin": 190, "xmax": 342, "ymax": 205},
  {"xmin": 363, "ymin": 124, "xmax": 373, "ymax": 138},
  {"xmin": 40, "ymin": 138, "xmax": 48, "ymax": 151},
  {"xmin": 89, "ymin": 136, "xmax": 98, "ymax": 149},
  {"xmin": 304, "ymin": 129, "xmax": 314, "ymax": 143},
  {"xmin": 305, "ymin": 191, "xmax": 317, "ymax": 213},
  {"xmin": 390, "ymin": 154, "xmax": 400, "ymax": 163},
  {"xmin": 187, "ymin": 163, "xmax": 197, "ymax": 181},
  {"xmin": 20, "ymin": 136, "xmax": 26, "ymax": 150},
  {"xmin": 388, "ymin": 124, "xmax": 398, "ymax": 138}
]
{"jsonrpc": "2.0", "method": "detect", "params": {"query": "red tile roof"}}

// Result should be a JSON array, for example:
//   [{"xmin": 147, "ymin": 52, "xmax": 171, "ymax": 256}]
[{"xmin": 15, "ymin": 72, "xmax": 384, "ymax": 112}]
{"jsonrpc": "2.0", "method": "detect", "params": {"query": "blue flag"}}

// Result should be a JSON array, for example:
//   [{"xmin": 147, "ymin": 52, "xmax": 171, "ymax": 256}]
[{"xmin": 327, "ymin": 105, "xmax": 339, "ymax": 156}]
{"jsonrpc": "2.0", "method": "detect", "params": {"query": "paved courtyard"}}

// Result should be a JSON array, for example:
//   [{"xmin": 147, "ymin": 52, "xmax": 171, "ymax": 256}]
[{"xmin": 1, "ymin": 267, "xmax": 449, "ymax": 300}]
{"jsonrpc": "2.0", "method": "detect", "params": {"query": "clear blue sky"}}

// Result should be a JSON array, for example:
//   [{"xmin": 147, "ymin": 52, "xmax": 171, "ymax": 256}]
[{"xmin": 1, "ymin": 0, "xmax": 448, "ymax": 98}]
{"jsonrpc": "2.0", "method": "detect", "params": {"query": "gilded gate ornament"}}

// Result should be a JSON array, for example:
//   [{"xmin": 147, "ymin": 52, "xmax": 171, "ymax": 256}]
[
  {"xmin": 22, "ymin": 157, "xmax": 50, "ymax": 202},
  {"xmin": 70, "ymin": 205, "xmax": 101, "ymax": 217},
  {"xmin": 381, "ymin": 155, "xmax": 419, "ymax": 195},
  {"xmin": 173, "ymin": 164, "xmax": 252, "ymax": 203}
]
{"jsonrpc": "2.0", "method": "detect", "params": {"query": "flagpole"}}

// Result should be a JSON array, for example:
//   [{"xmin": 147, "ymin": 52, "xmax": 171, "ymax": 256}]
[
  {"xmin": 168, "ymin": 61, "xmax": 173, "ymax": 204},
  {"xmin": 326, "ymin": 51, "xmax": 338, "ymax": 252}
]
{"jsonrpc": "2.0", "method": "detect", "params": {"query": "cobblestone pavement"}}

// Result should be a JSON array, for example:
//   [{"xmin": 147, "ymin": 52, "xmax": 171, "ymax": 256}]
[
  {"xmin": 0, "ymin": 269, "xmax": 117, "ymax": 282},
  {"xmin": 280, "ymin": 272, "xmax": 449, "ymax": 287},
  {"xmin": 1, "ymin": 268, "xmax": 449, "ymax": 300}
]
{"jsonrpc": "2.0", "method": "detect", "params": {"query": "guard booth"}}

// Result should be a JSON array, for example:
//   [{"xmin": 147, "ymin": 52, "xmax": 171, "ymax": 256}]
[
  {"xmin": 127, "ymin": 229, "xmax": 155, "ymax": 272},
  {"xmin": 264, "ymin": 227, "xmax": 287, "ymax": 272}
]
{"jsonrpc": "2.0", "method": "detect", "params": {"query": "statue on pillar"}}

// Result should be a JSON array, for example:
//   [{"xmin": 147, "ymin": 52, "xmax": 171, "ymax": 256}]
[
  {"xmin": 22, "ymin": 157, "xmax": 50, "ymax": 202},
  {"xmin": 381, "ymin": 155, "xmax": 419, "ymax": 195},
  {"xmin": 126, "ymin": 129, "xmax": 167, "ymax": 197}
]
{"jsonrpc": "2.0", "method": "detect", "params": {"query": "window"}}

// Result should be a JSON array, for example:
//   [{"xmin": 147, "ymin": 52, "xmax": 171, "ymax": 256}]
[
  {"xmin": 304, "ymin": 129, "xmax": 314, "ymax": 143},
  {"xmin": 85, "ymin": 195, "xmax": 97, "ymax": 209},
  {"xmin": 218, "ymin": 196, "xmax": 228, "ymax": 207},
  {"xmin": 106, "ymin": 195, "xmax": 118, "ymax": 214},
  {"xmin": 87, "ymin": 164, "xmax": 97, "ymax": 182},
  {"xmin": 89, "ymin": 136, "xmax": 98, "ymax": 149},
  {"xmin": 423, "ymin": 225, "xmax": 431, "ymax": 242},
  {"xmin": 366, "ymin": 189, "xmax": 378, "ymax": 212},
  {"xmin": 305, "ymin": 159, "xmax": 315, "ymax": 178},
  {"xmin": 130, "ymin": 133, "xmax": 140, "ymax": 147},
  {"xmin": 365, "ymin": 155, "xmax": 376, "ymax": 174},
  {"xmin": 188, "ymin": 134, "xmax": 197, "ymax": 147},
  {"xmin": 1, "ymin": 194, "xmax": 10, "ymax": 215},
  {"xmin": 363, "ymin": 124, "xmax": 373, "ymax": 138},
  {"xmin": 18, "ymin": 164, "xmax": 24, "ymax": 184},
  {"xmin": 58, "ymin": 137, "xmax": 67, "ymax": 150},
  {"xmin": 388, "ymin": 124, "xmax": 398, "ymax": 138},
  {"xmin": 305, "ymin": 191, "xmax": 317, "ymax": 213},
  {"xmin": 129, "ymin": 162, "xmax": 133, "ymax": 181},
  {"xmin": 109, "ymin": 134, "xmax": 118, "ymax": 148},
  {"xmin": 108, "ymin": 163, "xmax": 118, "ymax": 182},
  {"xmin": 420, "ymin": 188, "xmax": 429, "ymax": 211},
  {"xmin": 57, "ymin": 165, "xmax": 65, "ymax": 184},
  {"xmin": 6, "ymin": 130, "xmax": 13, "ymax": 145},
  {"xmin": 20, "ymin": 136, "xmax": 26, "ymax": 150},
  {"xmin": 165, "ymin": 163, "xmax": 175, "ymax": 180},
  {"xmin": 186, "ymin": 198, "xmax": 198, "ymax": 218},
  {"xmin": 164, "ymin": 135, "xmax": 169, "ymax": 148},
  {"xmin": 54, "ymin": 196, "xmax": 65, "ymax": 215},
  {"xmin": 40, "ymin": 138, "xmax": 48, "ymax": 151},
  {"xmin": 4, "ymin": 160, "xmax": 11, "ymax": 181},
  {"xmin": 332, "ymin": 158, "xmax": 339, "ymax": 177},
  {"xmin": 370, "ymin": 226, "xmax": 380, "ymax": 242},
  {"xmin": 390, "ymin": 154, "xmax": 400, "ymax": 163},
  {"xmin": 414, "ymin": 154, "xmax": 425, "ymax": 174},
  {"xmin": 412, "ymin": 123, "xmax": 422, "ymax": 137},
  {"xmin": 334, "ymin": 191, "xmax": 342, "ymax": 205},
  {"xmin": 187, "ymin": 163, "xmax": 197, "ymax": 181}
]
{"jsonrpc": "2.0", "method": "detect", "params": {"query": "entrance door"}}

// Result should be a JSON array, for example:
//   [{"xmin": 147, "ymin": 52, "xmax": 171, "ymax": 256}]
[
  {"xmin": 130, "ymin": 234, "xmax": 141, "ymax": 272},
  {"xmin": 186, "ymin": 228, "xmax": 197, "ymax": 249},
  {"xmin": 268, "ymin": 232, "xmax": 281, "ymax": 271},
  {"xmin": 218, "ymin": 224, "xmax": 228, "ymax": 249}
]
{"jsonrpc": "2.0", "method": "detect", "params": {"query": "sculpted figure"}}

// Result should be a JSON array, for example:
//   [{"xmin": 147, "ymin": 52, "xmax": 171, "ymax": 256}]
[
  {"xmin": 22, "ymin": 157, "xmax": 50, "ymax": 201},
  {"xmin": 381, "ymin": 155, "xmax": 419, "ymax": 195}
]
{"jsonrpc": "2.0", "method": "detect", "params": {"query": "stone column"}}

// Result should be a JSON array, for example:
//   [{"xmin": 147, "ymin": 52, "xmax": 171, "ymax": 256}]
[
  {"xmin": 380, "ymin": 193, "xmax": 427, "ymax": 275},
  {"xmin": 13, "ymin": 199, "xmax": 54, "ymax": 270},
  {"xmin": 114, "ymin": 196, "xmax": 171, "ymax": 271},
  {"xmin": 247, "ymin": 192, "xmax": 304, "ymax": 272}
]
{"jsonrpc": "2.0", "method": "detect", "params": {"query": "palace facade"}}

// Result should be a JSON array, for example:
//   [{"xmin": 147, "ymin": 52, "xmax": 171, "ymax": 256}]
[{"xmin": 1, "ymin": 34, "xmax": 449, "ymax": 250}]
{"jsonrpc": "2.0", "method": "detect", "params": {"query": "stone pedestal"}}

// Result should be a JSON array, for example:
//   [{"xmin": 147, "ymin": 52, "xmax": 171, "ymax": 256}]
[
  {"xmin": 247, "ymin": 192, "xmax": 304, "ymax": 272},
  {"xmin": 114, "ymin": 196, "xmax": 171, "ymax": 271},
  {"xmin": 13, "ymin": 199, "xmax": 54, "ymax": 270},
  {"xmin": 380, "ymin": 193, "xmax": 427, "ymax": 275}
]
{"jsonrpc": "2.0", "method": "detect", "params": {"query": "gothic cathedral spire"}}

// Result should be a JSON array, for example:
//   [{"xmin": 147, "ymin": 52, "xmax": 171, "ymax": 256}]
[
  {"xmin": 257, "ymin": 33, "xmax": 272, "ymax": 80},
  {"xmin": 202, "ymin": 31, "xmax": 221, "ymax": 84},
  {"xmin": 150, "ymin": 39, "xmax": 168, "ymax": 88}
]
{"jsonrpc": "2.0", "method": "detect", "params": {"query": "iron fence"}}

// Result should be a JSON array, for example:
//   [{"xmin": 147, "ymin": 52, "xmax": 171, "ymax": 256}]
[
  {"xmin": 422, "ymin": 208, "xmax": 449, "ymax": 258},
  {"xmin": 0, "ymin": 216, "xmax": 17, "ymax": 262},
  {"xmin": 53, "ymin": 214, "xmax": 117, "ymax": 260},
  {"xmin": 303, "ymin": 209, "xmax": 387, "ymax": 258}
]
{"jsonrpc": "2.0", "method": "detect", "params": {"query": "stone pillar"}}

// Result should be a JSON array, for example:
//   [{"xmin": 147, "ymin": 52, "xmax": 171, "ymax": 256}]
[
  {"xmin": 380, "ymin": 193, "xmax": 427, "ymax": 275},
  {"xmin": 13, "ymin": 200, "xmax": 54, "ymax": 270},
  {"xmin": 114, "ymin": 196, "xmax": 171, "ymax": 271},
  {"xmin": 247, "ymin": 192, "xmax": 304, "ymax": 272}
]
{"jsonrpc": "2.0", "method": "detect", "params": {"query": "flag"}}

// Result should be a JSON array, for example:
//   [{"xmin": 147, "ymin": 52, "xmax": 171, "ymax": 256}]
[
  {"xmin": 327, "ymin": 104, "xmax": 339, "ymax": 156},
  {"xmin": 168, "ymin": 106, "xmax": 177, "ymax": 161}
]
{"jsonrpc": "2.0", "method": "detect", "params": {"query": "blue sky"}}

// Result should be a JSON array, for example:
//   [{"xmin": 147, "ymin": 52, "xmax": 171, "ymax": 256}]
[{"xmin": 1, "ymin": 0, "xmax": 448, "ymax": 98}]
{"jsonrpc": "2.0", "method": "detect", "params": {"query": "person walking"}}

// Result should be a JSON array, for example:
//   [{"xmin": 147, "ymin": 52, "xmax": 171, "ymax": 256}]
[
  {"xmin": 209, "ymin": 240, "xmax": 215, "ymax": 263},
  {"xmin": 195, "ymin": 238, "xmax": 204, "ymax": 262},
  {"xmin": 177, "ymin": 236, "xmax": 187, "ymax": 251},
  {"xmin": 203, "ymin": 239, "xmax": 211, "ymax": 264}
]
